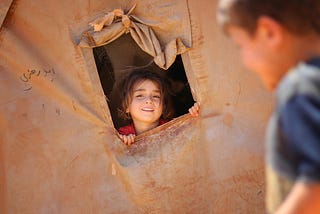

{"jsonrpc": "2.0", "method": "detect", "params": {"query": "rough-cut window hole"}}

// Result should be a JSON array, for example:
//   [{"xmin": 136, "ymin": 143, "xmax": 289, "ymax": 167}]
[{"xmin": 93, "ymin": 34, "xmax": 195, "ymax": 130}]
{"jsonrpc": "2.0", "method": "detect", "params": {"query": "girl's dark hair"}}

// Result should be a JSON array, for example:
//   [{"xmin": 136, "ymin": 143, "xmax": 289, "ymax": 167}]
[
  {"xmin": 118, "ymin": 69, "xmax": 174, "ymax": 120},
  {"xmin": 218, "ymin": 0, "xmax": 320, "ymax": 35}
]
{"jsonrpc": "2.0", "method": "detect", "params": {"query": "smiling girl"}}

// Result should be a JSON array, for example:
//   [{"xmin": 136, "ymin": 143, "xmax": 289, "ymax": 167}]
[{"xmin": 117, "ymin": 69, "xmax": 200, "ymax": 145}]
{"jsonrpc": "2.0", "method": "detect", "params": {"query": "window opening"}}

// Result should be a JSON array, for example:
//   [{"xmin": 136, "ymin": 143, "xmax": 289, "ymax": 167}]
[{"xmin": 93, "ymin": 34, "xmax": 195, "ymax": 130}]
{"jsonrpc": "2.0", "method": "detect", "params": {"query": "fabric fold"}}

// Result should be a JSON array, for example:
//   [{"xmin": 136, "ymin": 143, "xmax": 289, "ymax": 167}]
[{"xmin": 78, "ymin": 4, "xmax": 190, "ymax": 69}]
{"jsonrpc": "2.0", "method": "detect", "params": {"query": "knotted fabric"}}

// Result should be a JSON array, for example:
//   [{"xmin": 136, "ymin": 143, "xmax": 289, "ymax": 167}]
[{"xmin": 78, "ymin": 3, "xmax": 190, "ymax": 69}]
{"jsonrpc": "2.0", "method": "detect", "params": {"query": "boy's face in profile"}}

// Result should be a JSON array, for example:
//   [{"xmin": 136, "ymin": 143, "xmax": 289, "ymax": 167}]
[{"xmin": 227, "ymin": 19, "xmax": 289, "ymax": 90}]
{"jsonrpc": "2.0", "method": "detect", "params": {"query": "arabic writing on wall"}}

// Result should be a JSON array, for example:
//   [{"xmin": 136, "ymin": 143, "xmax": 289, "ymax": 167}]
[{"xmin": 20, "ymin": 68, "xmax": 56, "ymax": 91}]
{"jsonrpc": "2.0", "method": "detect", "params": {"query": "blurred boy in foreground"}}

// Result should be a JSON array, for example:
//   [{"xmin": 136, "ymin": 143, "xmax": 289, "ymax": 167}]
[{"xmin": 217, "ymin": 0, "xmax": 320, "ymax": 213}]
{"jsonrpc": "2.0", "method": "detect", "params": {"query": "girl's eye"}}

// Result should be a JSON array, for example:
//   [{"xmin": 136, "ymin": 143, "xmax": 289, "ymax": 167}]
[
  {"xmin": 135, "ymin": 94, "xmax": 145, "ymax": 99},
  {"xmin": 152, "ymin": 95, "xmax": 161, "ymax": 99}
]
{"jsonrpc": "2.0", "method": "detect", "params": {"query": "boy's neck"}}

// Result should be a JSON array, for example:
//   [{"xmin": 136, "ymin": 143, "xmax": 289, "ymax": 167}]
[
  {"xmin": 290, "ymin": 33, "xmax": 320, "ymax": 63},
  {"xmin": 133, "ymin": 121, "xmax": 159, "ymax": 135}
]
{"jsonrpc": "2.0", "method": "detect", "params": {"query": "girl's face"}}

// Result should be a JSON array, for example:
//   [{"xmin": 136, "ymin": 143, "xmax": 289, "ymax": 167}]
[{"xmin": 126, "ymin": 79, "xmax": 163, "ymax": 131}]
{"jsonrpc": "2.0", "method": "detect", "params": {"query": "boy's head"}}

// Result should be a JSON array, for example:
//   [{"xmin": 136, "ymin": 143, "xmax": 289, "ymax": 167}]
[
  {"xmin": 119, "ymin": 69, "xmax": 173, "ymax": 122},
  {"xmin": 217, "ymin": 0, "xmax": 320, "ymax": 90}
]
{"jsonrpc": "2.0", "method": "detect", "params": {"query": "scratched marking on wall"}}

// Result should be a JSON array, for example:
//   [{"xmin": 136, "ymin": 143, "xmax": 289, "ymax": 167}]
[{"xmin": 19, "ymin": 68, "xmax": 56, "ymax": 91}]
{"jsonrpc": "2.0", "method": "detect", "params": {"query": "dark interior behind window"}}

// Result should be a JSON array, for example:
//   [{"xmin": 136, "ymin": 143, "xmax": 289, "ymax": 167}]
[{"xmin": 93, "ymin": 34, "xmax": 194, "ymax": 129}]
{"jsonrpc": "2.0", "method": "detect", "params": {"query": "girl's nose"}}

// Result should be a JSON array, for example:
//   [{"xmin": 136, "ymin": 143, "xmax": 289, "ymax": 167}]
[{"xmin": 145, "ymin": 96, "xmax": 153, "ymax": 103}]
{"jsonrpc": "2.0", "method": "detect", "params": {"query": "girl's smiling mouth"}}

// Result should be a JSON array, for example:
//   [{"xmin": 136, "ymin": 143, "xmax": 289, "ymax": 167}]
[{"xmin": 141, "ymin": 107, "xmax": 154, "ymax": 112}]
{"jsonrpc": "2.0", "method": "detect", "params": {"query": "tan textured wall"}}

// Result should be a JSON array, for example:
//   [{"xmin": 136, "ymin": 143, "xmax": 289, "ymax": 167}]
[
  {"xmin": 0, "ymin": 0, "xmax": 273, "ymax": 213},
  {"xmin": 181, "ymin": 1, "xmax": 273, "ymax": 212}
]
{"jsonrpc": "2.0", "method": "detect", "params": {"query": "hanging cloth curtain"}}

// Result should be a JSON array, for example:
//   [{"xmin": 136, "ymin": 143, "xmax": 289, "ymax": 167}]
[{"xmin": 78, "ymin": 3, "xmax": 191, "ymax": 70}]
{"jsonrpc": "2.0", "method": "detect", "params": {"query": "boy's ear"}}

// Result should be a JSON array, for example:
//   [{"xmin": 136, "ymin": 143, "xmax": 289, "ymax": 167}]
[{"xmin": 256, "ymin": 16, "xmax": 284, "ymax": 48}]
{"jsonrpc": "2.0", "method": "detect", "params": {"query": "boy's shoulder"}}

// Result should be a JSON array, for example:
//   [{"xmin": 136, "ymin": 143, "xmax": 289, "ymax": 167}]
[{"xmin": 276, "ymin": 58, "xmax": 320, "ymax": 109}]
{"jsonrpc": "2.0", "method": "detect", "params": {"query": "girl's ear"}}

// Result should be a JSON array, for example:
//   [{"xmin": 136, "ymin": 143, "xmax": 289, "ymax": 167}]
[
  {"xmin": 256, "ymin": 16, "xmax": 284, "ymax": 49},
  {"xmin": 126, "ymin": 108, "xmax": 129, "ymax": 113}
]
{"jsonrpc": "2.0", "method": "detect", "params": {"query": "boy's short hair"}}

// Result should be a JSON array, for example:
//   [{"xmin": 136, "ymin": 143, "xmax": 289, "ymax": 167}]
[
  {"xmin": 217, "ymin": 0, "xmax": 320, "ymax": 35},
  {"xmin": 118, "ymin": 69, "xmax": 174, "ymax": 120}
]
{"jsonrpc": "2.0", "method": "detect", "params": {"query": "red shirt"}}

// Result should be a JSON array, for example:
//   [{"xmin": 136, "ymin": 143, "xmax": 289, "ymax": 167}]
[{"xmin": 118, "ymin": 119, "xmax": 168, "ymax": 135}]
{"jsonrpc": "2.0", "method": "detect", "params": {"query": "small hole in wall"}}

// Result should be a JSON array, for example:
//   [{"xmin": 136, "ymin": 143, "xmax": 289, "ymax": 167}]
[{"xmin": 93, "ymin": 34, "xmax": 195, "ymax": 130}]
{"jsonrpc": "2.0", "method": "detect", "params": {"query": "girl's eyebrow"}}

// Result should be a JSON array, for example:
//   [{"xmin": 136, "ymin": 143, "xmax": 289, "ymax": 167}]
[
  {"xmin": 133, "ymin": 89, "xmax": 161, "ymax": 93},
  {"xmin": 133, "ymin": 88, "xmax": 146, "ymax": 92}
]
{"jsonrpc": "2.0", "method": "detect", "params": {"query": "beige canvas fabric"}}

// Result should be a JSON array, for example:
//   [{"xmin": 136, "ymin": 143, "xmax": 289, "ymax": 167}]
[
  {"xmin": 0, "ymin": 0, "xmax": 272, "ymax": 213},
  {"xmin": 78, "ymin": 2, "xmax": 191, "ymax": 69},
  {"xmin": 0, "ymin": 0, "xmax": 13, "ymax": 28}
]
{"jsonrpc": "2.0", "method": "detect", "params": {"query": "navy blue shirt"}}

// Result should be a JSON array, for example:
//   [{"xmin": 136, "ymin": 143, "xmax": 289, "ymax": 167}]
[
  {"xmin": 266, "ymin": 57, "xmax": 320, "ymax": 212},
  {"xmin": 279, "ymin": 95, "xmax": 320, "ymax": 182}
]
